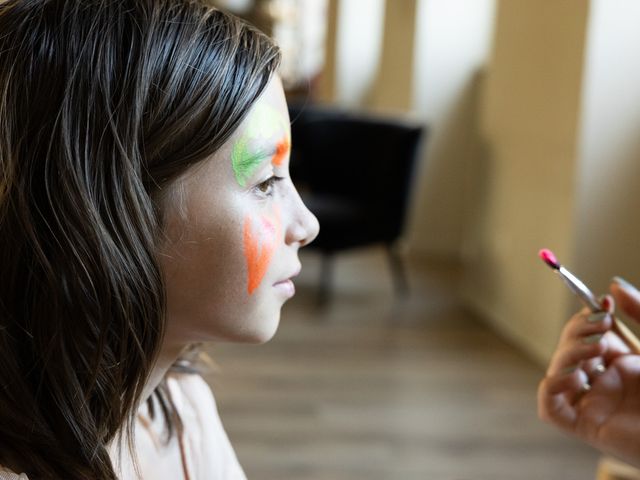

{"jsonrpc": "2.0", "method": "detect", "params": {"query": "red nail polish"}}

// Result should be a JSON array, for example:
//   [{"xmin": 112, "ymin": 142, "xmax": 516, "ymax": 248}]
[{"xmin": 601, "ymin": 296, "xmax": 611, "ymax": 311}]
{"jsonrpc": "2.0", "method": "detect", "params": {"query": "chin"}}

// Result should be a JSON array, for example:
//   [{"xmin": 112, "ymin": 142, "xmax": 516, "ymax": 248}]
[
  {"xmin": 244, "ymin": 319, "xmax": 281, "ymax": 344},
  {"xmin": 237, "ymin": 294, "xmax": 285, "ymax": 344},
  {"xmin": 243, "ymin": 329, "xmax": 278, "ymax": 344},
  {"xmin": 232, "ymin": 309, "xmax": 281, "ymax": 344}
]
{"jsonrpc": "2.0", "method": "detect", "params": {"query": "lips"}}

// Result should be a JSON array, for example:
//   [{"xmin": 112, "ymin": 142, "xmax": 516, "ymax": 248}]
[{"xmin": 274, "ymin": 264, "xmax": 301, "ymax": 286}]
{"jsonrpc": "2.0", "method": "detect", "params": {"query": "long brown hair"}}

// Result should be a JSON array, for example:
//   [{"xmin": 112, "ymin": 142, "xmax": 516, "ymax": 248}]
[{"xmin": 0, "ymin": 0, "xmax": 280, "ymax": 478}]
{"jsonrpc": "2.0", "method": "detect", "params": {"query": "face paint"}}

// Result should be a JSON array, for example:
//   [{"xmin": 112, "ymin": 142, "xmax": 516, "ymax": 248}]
[
  {"xmin": 243, "ymin": 208, "xmax": 282, "ymax": 295},
  {"xmin": 233, "ymin": 99, "xmax": 290, "ymax": 294},
  {"xmin": 271, "ymin": 138, "xmax": 290, "ymax": 167},
  {"xmin": 231, "ymin": 103, "xmax": 290, "ymax": 186}
]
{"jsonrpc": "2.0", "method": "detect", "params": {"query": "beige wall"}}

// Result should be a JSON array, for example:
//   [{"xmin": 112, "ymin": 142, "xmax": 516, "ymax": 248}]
[
  {"xmin": 369, "ymin": 0, "xmax": 417, "ymax": 111},
  {"xmin": 462, "ymin": 0, "xmax": 640, "ymax": 363},
  {"xmin": 317, "ymin": 0, "xmax": 338, "ymax": 102},
  {"xmin": 460, "ymin": 0, "xmax": 590, "ymax": 363}
]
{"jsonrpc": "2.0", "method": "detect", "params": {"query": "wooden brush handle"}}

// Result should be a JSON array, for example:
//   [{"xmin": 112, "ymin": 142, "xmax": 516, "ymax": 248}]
[{"xmin": 612, "ymin": 316, "xmax": 640, "ymax": 354}]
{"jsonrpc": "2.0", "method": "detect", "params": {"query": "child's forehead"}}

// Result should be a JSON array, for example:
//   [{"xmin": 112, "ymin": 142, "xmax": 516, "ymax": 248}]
[
  {"xmin": 182, "ymin": 78, "xmax": 290, "ymax": 185},
  {"xmin": 241, "ymin": 102, "xmax": 289, "ymax": 141},
  {"xmin": 229, "ymin": 99, "xmax": 291, "ymax": 187}
]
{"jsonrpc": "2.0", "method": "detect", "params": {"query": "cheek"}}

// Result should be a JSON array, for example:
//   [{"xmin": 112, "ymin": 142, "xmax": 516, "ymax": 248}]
[
  {"xmin": 243, "ymin": 207, "xmax": 282, "ymax": 294},
  {"xmin": 161, "ymin": 218, "xmax": 244, "ymax": 308}
]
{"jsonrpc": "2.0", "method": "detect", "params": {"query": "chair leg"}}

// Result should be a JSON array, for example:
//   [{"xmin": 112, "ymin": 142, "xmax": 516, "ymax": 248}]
[
  {"xmin": 386, "ymin": 244, "xmax": 409, "ymax": 297},
  {"xmin": 317, "ymin": 252, "xmax": 333, "ymax": 306}
]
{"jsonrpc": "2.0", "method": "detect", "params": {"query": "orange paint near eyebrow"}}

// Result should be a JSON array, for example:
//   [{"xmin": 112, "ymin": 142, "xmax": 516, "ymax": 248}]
[
  {"xmin": 243, "ymin": 211, "xmax": 281, "ymax": 294},
  {"xmin": 271, "ymin": 139, "xmax": 290, "ymax": 167}
]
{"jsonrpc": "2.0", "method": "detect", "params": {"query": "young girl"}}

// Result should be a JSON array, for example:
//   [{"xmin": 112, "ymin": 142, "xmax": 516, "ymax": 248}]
[{"xmin": 0, "ymin": 1, "xmax": 318, "ymax": 478}]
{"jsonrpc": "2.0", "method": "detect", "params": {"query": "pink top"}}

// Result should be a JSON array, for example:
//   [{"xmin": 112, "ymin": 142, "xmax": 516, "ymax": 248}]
[{"xmin": 0, "ymin": 373, "xmax": 246, "ymax": 480}]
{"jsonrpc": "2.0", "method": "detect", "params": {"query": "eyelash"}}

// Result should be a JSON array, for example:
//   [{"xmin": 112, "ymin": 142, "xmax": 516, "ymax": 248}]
[{"xmin": 254, "ymin": 176, "xmax": 284, "ymax": 197}]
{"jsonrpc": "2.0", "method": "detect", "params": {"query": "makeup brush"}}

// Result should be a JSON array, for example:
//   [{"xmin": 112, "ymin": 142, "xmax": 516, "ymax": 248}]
[{"xmin": 539, "ymin": 248, "xmax": 640, "ymax": 354}]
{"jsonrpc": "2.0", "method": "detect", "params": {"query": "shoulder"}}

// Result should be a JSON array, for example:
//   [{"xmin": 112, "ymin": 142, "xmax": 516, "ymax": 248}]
[{"xmin": 0, "ymin": 466, "xmax": 28, "ymax": 480}]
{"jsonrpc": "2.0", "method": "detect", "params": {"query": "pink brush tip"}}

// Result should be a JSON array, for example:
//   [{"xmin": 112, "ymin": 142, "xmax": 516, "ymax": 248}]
[{"xmin": 539, "ymin": 248, "xmax": 560, "ymax": 269}]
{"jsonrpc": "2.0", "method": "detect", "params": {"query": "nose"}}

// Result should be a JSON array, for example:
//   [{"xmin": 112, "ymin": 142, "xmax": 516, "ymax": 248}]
[{"xmin": 285, "ymin": 185, "xmax": 319, "ymax": 248}]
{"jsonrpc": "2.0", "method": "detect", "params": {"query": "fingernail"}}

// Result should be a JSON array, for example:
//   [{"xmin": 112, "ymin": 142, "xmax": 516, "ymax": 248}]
[
  {"xmin": 598, "ymin": 295, "xmax": 611, "ymax": 313},
  {"xmin": 583, "ymin": 333, "xmax": 603, "ymax": 344},
  {"xmin": 587, "ymin": 312, "xmax": 609, "ymax": 323},
  {"xmin": 613, "ymin": 276, "xmax": 638, "ymax": 293},
  {"xmin": 560, "ymin": 365, "xmax": 578, "ymax": 375}
]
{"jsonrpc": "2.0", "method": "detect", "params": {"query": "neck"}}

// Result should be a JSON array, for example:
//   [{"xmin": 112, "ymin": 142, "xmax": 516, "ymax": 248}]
[
  {"xmin": 140, "ymin": 340, "xmax": 188, "ymax": 403},
  {"xmin": 107, "ymin": 340, "xmax": 188, "ymax": 456}
]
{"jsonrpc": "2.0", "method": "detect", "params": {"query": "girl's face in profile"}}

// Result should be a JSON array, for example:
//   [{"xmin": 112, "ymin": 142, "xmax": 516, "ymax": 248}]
[{"xmin": 160, "ymin": 76, "xmax": 318, "ymax": 345}]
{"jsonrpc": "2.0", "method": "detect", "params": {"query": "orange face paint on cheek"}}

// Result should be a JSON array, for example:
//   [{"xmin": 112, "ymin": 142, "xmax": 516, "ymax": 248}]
[{"xmin": 243, "ymin": 209, "xmax": 282, "ymax": 295}]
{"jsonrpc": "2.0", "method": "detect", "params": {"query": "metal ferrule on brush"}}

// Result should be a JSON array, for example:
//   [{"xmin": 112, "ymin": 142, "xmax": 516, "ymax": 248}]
[{"xmin": 555, "ymin": 266, "xmax": 602, "ymax": 312}]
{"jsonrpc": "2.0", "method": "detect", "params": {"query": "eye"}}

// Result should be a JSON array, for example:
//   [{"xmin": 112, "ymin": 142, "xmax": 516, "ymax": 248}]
[{"xmin": 254, "ymin": 176, "xmax": 283, "ymax": 197}]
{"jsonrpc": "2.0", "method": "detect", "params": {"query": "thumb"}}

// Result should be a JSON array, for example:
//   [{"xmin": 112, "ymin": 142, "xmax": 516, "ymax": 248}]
[{"xmin": 610, "ymin": 276, "xmax": 640, "ymax": 322}]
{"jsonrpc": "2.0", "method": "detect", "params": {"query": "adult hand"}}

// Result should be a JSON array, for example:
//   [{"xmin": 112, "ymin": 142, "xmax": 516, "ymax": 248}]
[{"xmin": 538, "ymin": 277, "xmax": 640, "ymax": 467}]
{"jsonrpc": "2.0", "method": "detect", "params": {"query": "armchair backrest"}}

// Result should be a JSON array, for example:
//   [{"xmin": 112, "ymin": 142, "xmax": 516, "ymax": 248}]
[{"xmin": 289, "ymin": 105, "xmax": 425, "ymax": 243}]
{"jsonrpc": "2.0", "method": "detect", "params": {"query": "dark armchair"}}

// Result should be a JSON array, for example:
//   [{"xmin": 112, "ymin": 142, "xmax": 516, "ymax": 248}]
[{"xmin": 289, "ymin": 104, "xmax": 426, "ymax": 303}]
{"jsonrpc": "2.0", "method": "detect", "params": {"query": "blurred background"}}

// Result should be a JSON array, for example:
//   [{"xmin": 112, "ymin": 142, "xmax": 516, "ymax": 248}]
[{"xmin": 203, "ymin": 1, "xmax": 640, "ymax": 479}]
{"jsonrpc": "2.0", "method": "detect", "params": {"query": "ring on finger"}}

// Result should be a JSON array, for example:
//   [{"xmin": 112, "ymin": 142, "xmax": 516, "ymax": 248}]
[{"xmin": 571, "ymin": 381, "xmax": 591, "ymax": 404}]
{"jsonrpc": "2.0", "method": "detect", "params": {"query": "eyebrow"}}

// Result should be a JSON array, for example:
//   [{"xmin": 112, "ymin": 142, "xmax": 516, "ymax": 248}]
[
  {"xmin": 271, "ymin": 138, "xmax": 290, "ymax": 167},
  {"xmin": 232, "ymin": 137, "xmax": 290, "ymax": 186},
  {"xmin": 251, "ymin": 138, "xmax": 290, "ymax": 166}
]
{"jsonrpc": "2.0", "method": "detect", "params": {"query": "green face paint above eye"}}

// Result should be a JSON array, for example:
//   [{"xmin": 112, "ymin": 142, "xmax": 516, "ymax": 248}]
[
  {"xmin": 231, "ymin": 103, "xmax": 290, "ymax": 187},
  {"xmin": 232, "ymin": 137, "xmax": 267, "ymax": 187}
]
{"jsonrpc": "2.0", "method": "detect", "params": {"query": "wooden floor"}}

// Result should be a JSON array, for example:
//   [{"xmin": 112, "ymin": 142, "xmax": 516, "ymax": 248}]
[{"xmin": 203, "ymin": 248, "xmax": 601, "ymax": 480}]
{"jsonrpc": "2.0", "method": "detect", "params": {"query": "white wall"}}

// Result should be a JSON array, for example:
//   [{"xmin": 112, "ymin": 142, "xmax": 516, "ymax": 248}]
[
  {"xmin": 334, "ymin": 0, "xmax": 386, "ymax": 107},
  {"xmin": 574, "ymin": 0, "xmax": 640, "ymax": 299},
  {"xmin": 407, "ymin": 0, "xmax": 497, "ymax": 258},
  {"xmin": 412, "ymin": 0, "xmax": 496, "ymax": 121}
]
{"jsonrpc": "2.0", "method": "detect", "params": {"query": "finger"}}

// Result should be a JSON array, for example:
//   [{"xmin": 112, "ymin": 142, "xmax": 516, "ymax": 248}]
[
  {"xmin": 561, "ymin": 310, "xmax": 612, "ymax": 342},
  {"xmin": 559, "ymin": 307, "xmax": 597, "ymax": 343},
  {"xmin": 610, "ymin": 277, "xmax": 640, "ymax": 321},
  {"xmin": 601, "ymin": 329, "xmax": 631, "ymax": 362},
  {"xmin": 601, "ymin": 294, "xmax": 615, "ymax": 314},
  {"xmin": 538, "ymin": 371, "xmax": 583, "ymax": 430},
  {"xmin": 547, "ymin": 335, "xmax": 606, "ymax": 376},
  {"xmin": 582, "ymin": 356, "xmax": 607, "ymax": 379}
]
